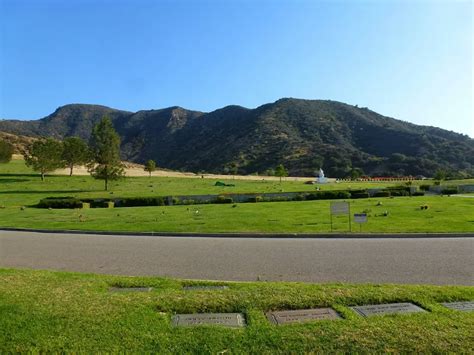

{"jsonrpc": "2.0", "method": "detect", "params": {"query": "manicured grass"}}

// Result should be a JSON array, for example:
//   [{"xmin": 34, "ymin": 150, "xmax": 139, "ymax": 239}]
[
  {"xmin": 0, "ymin": 268, "xmax": 472, "ymax": 352},
  {"xmin": 1, "ymin": 159, "xmax": 473, "ymax": 233},
  {"xmin": 1, "ymin": 195, "xmax": 474, "ymax": 233}
]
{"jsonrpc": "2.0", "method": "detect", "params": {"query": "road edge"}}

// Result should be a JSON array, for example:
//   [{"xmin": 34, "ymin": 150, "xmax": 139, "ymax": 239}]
[{"xmin": 1, "ymin": 227, "xmax": 473, "ymax": 239}]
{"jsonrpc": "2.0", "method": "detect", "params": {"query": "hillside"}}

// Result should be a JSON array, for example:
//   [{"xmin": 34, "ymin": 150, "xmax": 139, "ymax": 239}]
[{"xmin": 1, "ymin": 99, "xmax": 473, "ymax": 178}]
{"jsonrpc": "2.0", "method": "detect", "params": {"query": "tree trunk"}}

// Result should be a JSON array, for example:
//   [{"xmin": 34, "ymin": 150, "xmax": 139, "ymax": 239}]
[
  {"xmin": 149, "ymin": 171, "xmax": 151, "ymax": 178},
  {"xmin": 105, "ymin": 178, "xmax": 108, "ymax": 191},
  {"xmin": 41, "ymin": 172, "xmax": 45, "ymax": 181},
  {"xmin": 69, "ymin": 164, "xmax": 73, "ymax": 176}
]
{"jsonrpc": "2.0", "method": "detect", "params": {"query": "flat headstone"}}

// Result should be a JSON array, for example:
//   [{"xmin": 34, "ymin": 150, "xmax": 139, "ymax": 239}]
[
  {"xmin": 172, "ymin": 313, "xmax": 246, "ymax": 328},
  {"xmin": 183, "ymin": 285, "xmax": 229, "ymax": 291},
  {"xmin": 351, "ymin": 303, "xmax": 426, "ymax": 317},
  {"xmin": 109, "ymin": 287, "xmax": 153, "ymax": 293},
  {"xmin": 267, "ymin": 308, "xmax": 342, "ymax": 325},
  {"xmin": 441, "ymin": 301, "xmax": 474, "ymax": 312}
]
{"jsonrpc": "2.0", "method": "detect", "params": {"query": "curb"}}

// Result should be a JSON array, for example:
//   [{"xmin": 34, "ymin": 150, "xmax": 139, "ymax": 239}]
[{"xmin": 1, "ymin": 227, "xmax": 473, "ymax": 239}]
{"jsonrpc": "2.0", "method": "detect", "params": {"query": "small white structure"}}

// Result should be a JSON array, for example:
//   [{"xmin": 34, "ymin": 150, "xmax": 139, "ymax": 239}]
[{"xmin": 317, "ymin": 168, "xmax": 327, "ymax": 183}]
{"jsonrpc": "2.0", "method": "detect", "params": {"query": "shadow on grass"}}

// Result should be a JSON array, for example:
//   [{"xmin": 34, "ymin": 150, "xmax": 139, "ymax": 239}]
[
  {"xmin": 0, "ymin": 178, "xmax": 30, "ymax": 183},
  {"xmin": 0, "ymin": 190, "xmax": 97, "ymax": 194},
  {"xmin": 0, "ymin": 173, "xmax": 40, "ymax": 177}
]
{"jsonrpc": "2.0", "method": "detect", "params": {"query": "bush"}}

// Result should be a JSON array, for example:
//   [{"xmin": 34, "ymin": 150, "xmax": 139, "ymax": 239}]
[
  {"xmin": 351, "ymin": 192, "xmax": 370, "ymax": 199},
  {"xmin": 119, "ymin": 197, "xmax": 166, "ymax": 207},
  {"xmin": 264, "ymin": 196, "xmax": 289, "ymax": 202},
  {"xmin": 419, "ymin": 184, "xmax": 431, "ymax": 191},
  {"xmin": 215, "ymin": 195, "xmax": 233, "ymax": 204},
  {"xmin": 293, "ymin": 194, "xmax": 306, "ymax": 201},
  {"xmin": 388, "ymin": 189, "xmax": 409, "ymax": 197},
  {"xmin": 181, "ymin": 199, "xmax": 197, "ymax": 205},
  {"xmin": 247, "ymin": 196, "xmax": 263, "ymax": 203},
  {"xmin": 171, "ymin": 197, "xmax": 180, "ymax": 205},
  {"xmin": 306, "ymin": 191, "xmax": 351, "ymax": 200},
  {"xmin": 373, "ymin": 191, "xmax": 390, "ymax": 198},
  {"xmin": 38, "ymin": 197, "xmax": 82, "ymax": 209},
  {"xmin": 81, "ymin": 199, "xmax": 111, "ymax": 208},
  {"xmin": 441, "ymin": 187, "xmax": 458, "ymax": 195},
  {"xmin": 412, "ymin": 191, "xmax": 425, "ymax": 196}
]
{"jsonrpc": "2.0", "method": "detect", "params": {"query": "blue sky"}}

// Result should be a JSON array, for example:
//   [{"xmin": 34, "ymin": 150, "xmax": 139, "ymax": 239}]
[{"xmin": 1, "ymin": 0, "xmax": 472, "ymax": 136}]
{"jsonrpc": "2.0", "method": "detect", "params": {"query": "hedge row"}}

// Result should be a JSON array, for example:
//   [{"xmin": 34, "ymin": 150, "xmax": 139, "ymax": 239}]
[
  {"xmin": 38, "ymin": 197, "xmax": 83, "ymax": 209},
  {"xmin": 37, "ymin": 188, "xmax": 425, "ymax": 209}
]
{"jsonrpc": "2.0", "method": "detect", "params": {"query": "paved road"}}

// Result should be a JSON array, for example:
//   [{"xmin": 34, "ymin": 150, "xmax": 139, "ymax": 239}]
[{"xmin": 1, "ymin": 231, "xmax": 473, "ymax": 285}]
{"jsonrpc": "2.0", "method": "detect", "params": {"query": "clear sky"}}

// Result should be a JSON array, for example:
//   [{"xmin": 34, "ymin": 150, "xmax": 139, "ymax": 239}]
[{"xmin": 1, "ymin": 0, "xmax": 472, "ymax": 136}]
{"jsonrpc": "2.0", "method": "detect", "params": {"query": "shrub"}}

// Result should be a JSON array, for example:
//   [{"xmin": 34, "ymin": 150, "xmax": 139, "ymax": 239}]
[
  {"xmin": 264, "ymin": 196, "xmax": 289, "ymax": 202},
  {"xmin": 441, "ymin": 187, "xmax": 458, "ymax": 195},
  {"xmin": 419, "ymin": 184, "xmax": 431, "ymax": 191},
  {"xmin": 351, "ymin": 192, "xmax": 370, "ymax": 199},
  {"xmin": 83, "ymin": 199, "xmax": 111, "ymax": 208},
  {"xmin": 293, "ymin": 194, "xmax": 306, "ymax": 201},
  {"xmin": 181, "ymin": 199, "xmax": 197, "ymax": 205},
  {"xmin": 38, "ymin": 197, "xmax": 82, "ymax": 209},
  {"xmin": 247, "ymin": 196, "xmax": 263, "ymax": 203},
  {"xmin": 215, "ymin": 195, "xmax": 233, "ymax": 204},
  {"xmin": 412, "ymin": 191, "xmax": 425, "ymax": 196},
  {"xmin": 171, "ymin": 197, "xmax": 180, "ymax": 205},
  {"xmin": 388, "ymin": 189, "xmax": 409, "ymax": 197},
  {"xmin": 120, "ymin": 197, "xmax": 166, "ymax": 207},
  {"xmin": 373, "ymin": 191, "xmax": 390, "ymax": 198},
  {"xmin": 306, "ymin": 190, "xmax": 351, "ymax": 200}
]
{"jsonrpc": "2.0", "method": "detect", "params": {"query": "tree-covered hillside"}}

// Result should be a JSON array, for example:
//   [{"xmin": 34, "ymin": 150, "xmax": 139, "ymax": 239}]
[{"xmin": 1, "ymin": 99, "xmax": 473, "ymax": 178}]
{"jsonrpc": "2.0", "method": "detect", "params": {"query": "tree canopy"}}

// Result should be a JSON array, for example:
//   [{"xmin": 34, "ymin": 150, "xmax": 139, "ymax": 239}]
[
  {"xmin": 0, "ymin": 140, "xmax": 14, "ymax": 163},
  {"xmin": 62, "ymin": 136, "xmax": 90, "ymax": 176},
  {"xmin": 144, "ymin": 160, "xmax": 156, "ymax": 177},
  {"xmin": 275, "ymin": 164, "xmax": 289, "ymax": 182},
  {"xmin": 24, "ymin": 139, "xmax": 64, "ymax": 181},
  {"xmin": 88, "ymin": 116, "xmax": 124, "ymax": 190}
]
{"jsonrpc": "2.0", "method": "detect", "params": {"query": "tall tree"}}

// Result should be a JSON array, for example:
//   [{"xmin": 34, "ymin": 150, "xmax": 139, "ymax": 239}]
[
  {"xmin": 89, "ymin": 116, "xmax": 124, "ymax": 191},
  {"xmin": 62, "ymin": 136, "xmax": 90, "ymax": 176},
  {"xmin": 24, "ymin": 139, "xmax": 64, "ymax": 181},
  {"xmin": 144, "ymin": 159, "xmax": 156, "ymax": 177},
  {"xmin": 0, "ymin": 140, "xmax": 14, "ymax": 163},
  {"xmin": 275, "ymin": 164, "xmax": 288, "ymax": 183}
]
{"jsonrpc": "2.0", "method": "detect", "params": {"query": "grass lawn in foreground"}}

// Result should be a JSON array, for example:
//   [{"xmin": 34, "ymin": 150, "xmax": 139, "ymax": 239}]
[
  {"xmin": 0, "ymin": 268, "xmax": 473, "ymax": 352},
  {"xmin": 1, "ymin": 159, "xmax": 473, "ymax": 233}
]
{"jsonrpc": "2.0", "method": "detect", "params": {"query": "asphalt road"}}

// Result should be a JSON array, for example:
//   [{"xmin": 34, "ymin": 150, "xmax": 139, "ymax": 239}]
[{"xmin": 1, "ymin": 231, "xmax": 473, "ymax": 285}]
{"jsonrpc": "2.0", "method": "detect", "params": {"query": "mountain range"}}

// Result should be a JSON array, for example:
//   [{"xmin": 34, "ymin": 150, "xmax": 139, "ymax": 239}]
[{"xmin": 1, "ymin": 98, "xmax": 473, "ymax": 178}]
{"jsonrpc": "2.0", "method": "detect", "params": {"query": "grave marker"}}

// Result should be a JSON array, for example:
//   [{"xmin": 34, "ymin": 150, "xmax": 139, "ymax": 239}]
[
  {"xmin": 109, "ymin": 287, "xmax": 153, "ymax": 292},
  {"xmin": 183, "ymin": 285, "xmax": 229, "ymax": 291},
  {"xmin": 351, "ymin": 303, "xmax": 426, "ymax": 317},
  {"xmin": 441, "ymin": 301, "xmax": 474, "ymax": 312},
  {"xmin": 266, "ymin": 308, "xmax": 341, "ymax": 325},
  {"xmin": 172, "ymin": 313, "xmax": 246, "ymax": 327}
]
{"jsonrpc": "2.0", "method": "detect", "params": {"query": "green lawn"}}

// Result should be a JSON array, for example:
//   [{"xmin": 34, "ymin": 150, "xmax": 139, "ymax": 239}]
[
  {"xmin": 1, "ymin": 159, "xmax": 473, "ymax": 233},
  {"xmin": 1, "ymin": 268, "xmax": 472, "ymax": 352}
]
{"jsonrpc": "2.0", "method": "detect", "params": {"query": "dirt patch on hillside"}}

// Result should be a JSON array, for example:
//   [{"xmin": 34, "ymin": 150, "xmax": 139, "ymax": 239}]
[{"xmin": 11, "ymin": 155, "xmax": 322, "ymax": 182}]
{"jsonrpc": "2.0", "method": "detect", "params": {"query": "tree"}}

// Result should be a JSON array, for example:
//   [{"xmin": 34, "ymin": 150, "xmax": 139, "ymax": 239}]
[
  {"xmin": 433, "ymin": 169, "xmax": 446, "ymax": 181},
  {"xmin": 275, "ymin": 164, "xmax": 288, "ymax": 183},
  {"xmin": 144, "ymin": 159, "xmax": 156, "ymax": 177},
  {"xmin": 24, "ymin": 139, "xmax": 64, "ymax": 181},
  {"xmin": 349, "ymin": 167, "xmax": 364, "ymax": 180},
  {"xmin": 0, "ymin": 140, "xmax": 14, "ymax": 163},
  {"xmin": 88, "ymin": 116, "xmax": 124, "ymax": 191},
  {"xmin": 62, "ymin": 136, "xmax": 90, "ymax": 176}
]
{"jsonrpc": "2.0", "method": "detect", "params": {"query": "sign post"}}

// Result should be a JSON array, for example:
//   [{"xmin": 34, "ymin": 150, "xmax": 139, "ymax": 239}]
[
  {"xmin": 329, "ymin": 201, "xmax": 351, "ymax": 232},
  {"xmin": 353, "ymin": 213, "xmax": 368, "ymax": 232}
]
